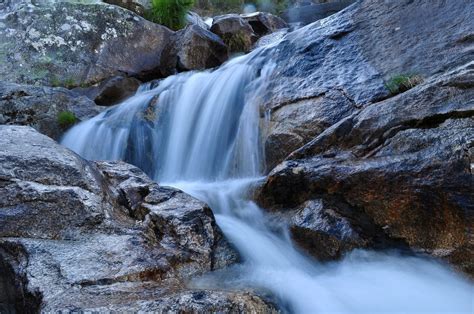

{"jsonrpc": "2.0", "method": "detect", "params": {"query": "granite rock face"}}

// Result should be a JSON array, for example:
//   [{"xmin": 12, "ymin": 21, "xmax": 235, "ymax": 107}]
[
  {"xmin": 0, "ymin": 0, "xmax": 177, "ymax": 87},
  {"xmin": 0, "ymin": 126, "xmax": 276, "ymax": 312},
  {"xmin": 259, "ymin": 63, "xmax": 474, "ymax": 275},
  {"xmin": 260, "ymin": 0, "xmax": 474, "ymax": 171}
]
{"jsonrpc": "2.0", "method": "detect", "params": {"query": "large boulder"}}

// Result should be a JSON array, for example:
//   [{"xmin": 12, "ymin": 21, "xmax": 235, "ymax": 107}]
[
  {"xmin": 210, "ymin": 14, "xmax": 257, "ymax": 53},
  {"xmin": 0, "ymin": 126, "xmax": 278, "ymax": 311},
  {"xmin": 259, "ymin": 0, "xmax": 474, "ymax": 170},
  {"xmin": 0, "ymin": 81, "xmax": 103, "ymax": 140},
  {"xmin": 177, "ymin": 25, "xmax": 229, "ymax": 71},
  {"xmin": 0, "ymin": 0, "xmax": 177, "ymax": 87},
  {"xmin": 259, "ymin": 63, "xmax": 474, "ymax": 275},
  {"xmin": 240, "ymin": 12, "xmax": 287, "ymax": 36}
]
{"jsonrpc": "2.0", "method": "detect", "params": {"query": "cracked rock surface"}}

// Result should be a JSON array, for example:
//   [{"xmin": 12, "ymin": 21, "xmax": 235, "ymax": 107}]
[
  {"xmin": 0, "ymin": 125, "xmax": 277, "ymax": 312},
  {"xmin": 258, "ymin": 63, "xmax": 474, "ymax": 275},
  {"xmin": 260, "ymin": 0, "xmax": 474, "ymax": 170}
]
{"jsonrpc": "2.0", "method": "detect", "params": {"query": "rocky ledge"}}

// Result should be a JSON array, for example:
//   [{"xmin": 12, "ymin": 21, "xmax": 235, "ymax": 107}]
[
  {"xmin": 257, "ymin": 0, "xmax": 474, "ymax": 276},
  {"xmin": 0, "ymin": 126, "xmax": 275, "ymax": 312}
]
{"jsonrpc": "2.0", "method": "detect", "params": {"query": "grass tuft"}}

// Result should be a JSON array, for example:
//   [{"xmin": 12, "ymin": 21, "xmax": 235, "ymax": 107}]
[
  {"xmin": 145, "ymin": 0, "xmax": 194, "ymax": 30},
  {"xmin": 57, "ymin": 111, "xmax": 77, "ymax": 129},
  {"xmin": 386, "ymin": 74, "xmax": 423, "ymax": 95}
]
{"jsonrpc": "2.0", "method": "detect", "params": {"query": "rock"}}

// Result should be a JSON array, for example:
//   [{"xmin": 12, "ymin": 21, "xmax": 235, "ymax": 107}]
[
  {"xmin": 82, "ymin": 290, "xmax": 278, "ymax": 312},
  {"xmin": 240, "ymin": 12, "xmax": 288, "ymax": 36},
  {"xmin": 263, "ymin": 89, "xmax": 358, "ymax": 170},
  {"xmin": 259, "ymin": 0, "xmax": 474, "ymax": 170},
  {"xmin": 0, "ymin": 81, "xmax": 103, "ymax": 140},
  {"xmin": 177, "ymin": 25, "xmax": 229, "ymax": 71},
  {"xmin": 259, "ymin": 63, "xmax": 474, "ymax": 275},
  {"xmin": 282, "ymin": 0, "xmax": 356, "ymax": 25},
  {"xmin": 0, "ymin": 125, "xmax": 247, "ymax": 311},
  {"xmin": 287, "ymin": 199, "xmax": 369, "ymax": 261},
  {"xmin": 73, "ymin": 75, "xmax": 142, "ymax": 106},
  {"xmin": 103, "ymin": 0, "xmax": 151, "ymax": 16},
  {"xmin": 0, "ymin": 0, "xmax": 177, "ymax": 87},
  {"xmin": 210, "ymin": 14, "xmax": 257, "ymax": 53},
  {"xmin": 186, "ymin": 11, "xmax": 210, "ymax": 30}
]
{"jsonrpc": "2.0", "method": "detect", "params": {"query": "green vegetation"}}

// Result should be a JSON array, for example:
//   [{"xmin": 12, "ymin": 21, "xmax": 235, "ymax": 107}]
[
  {"xmin": 57, "ymin": 111, "xmax": 77, "ymax": 129},
  {"xmin": 146, "ymin": 0, "xmax": 195, "ymax": 30},
  {"xmin": 385, "ymin": 74, "xmax": 423, "ymax": 95},
  {"xmin": 50, "ymin": 76, "xmax": 79, "ymax": 89}
]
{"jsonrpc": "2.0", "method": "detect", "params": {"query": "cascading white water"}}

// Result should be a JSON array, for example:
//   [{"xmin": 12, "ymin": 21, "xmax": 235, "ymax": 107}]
[{"xmin": 62, "ymin": 47, "xmax": 473, "ymax": 313}]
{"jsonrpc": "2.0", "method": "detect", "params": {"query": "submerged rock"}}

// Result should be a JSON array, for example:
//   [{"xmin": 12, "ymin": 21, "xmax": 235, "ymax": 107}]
[
  {"xmin": 0, "ymin": 125, "xmax": 256, "ymax": 311},
  {"xmin": 0, "ymin": 0, "xmax": 176, "ymax": 87},
  {"xmin": 0, "ymin": 81, "xmax": 103, "ymax": 140},
  {"xmin": 177, "ymin": 24, "xmax": 229, "ymax": 71}
]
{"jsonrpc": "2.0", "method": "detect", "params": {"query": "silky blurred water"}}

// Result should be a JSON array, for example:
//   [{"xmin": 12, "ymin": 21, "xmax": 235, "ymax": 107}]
[{"xmin": 62, "ymin": 45, "xmax": 473, "ymax": 313}]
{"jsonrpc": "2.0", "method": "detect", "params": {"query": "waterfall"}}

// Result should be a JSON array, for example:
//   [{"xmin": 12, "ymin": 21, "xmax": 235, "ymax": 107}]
[{"xmin": 61, "ymin": 48, "xmax": 473, "ymax": 313}]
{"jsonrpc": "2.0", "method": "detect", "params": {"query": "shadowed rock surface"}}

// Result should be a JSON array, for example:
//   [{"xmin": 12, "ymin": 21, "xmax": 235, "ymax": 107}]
[
  {"xmin": 0, "ymin": 81, "xmax": 104, "ymax": 140},
  {"xmin": 0, "ymin": 125, "xmax": 276, "ymax": 311},
  {"xmin": 72, "ymin": 75, "xmax": 142, "ymax": 106},
  {"xmin": 177, "ymin": 24, "xmax": 229, "ymax": 71},
  {"xmin": 241, "ymin": 12, "xmax": 287, "ymax": 37},
  {"xmin": 210, "ymin": 14, "xmax": 258, "ymax": 53}
]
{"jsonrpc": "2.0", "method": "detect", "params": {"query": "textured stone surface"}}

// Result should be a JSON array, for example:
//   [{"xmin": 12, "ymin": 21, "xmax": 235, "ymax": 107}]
[
  {"xmin": 72, "ymin": 75, "xmax": 142, "ymax": 106},
  {"xmin": 0, "ymin": 126, "xmax": 254, "ymax": 311},
  {"xmin": 210, "ymin": 14, "xmax": 257, "ymax": 53},
  {"xmin": 0, "ymin": 0, "xmax": 177, "ymax": 87},
  {"xmin": 0, "ymin": 81, "xmax": 103, "ymax": 140},
  {"xmin": 259, "ymin": 63, "xmax": 474, "ymax": 275},
  {"xmin": 177, "ymin": 24, "xmax": 229, "ymax": 71},
  {"xmin": 259, "ymin": 0, "xmax": 474, "ymax": 170},
  {"xmin": 241, "ymin": 12, "xmax": 287, "ymax": 36}
]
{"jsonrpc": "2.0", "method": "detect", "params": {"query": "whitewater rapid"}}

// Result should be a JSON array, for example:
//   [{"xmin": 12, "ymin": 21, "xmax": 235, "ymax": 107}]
[{"xmin": 61, "ymin": 47, "xmax": 473, "ymax": 313}]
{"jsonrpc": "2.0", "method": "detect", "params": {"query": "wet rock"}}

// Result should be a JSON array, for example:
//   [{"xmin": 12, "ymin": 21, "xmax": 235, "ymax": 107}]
[
  {"xmin": 0, "ymin": 0, "xmax": 177, "ymax": 87},
  {"xmin": 0, "ymin": 81, "xmax": 103, "ymax": 140},
  {"xmin": 259, "ymin": 63, "xmax": 474, "ymax": 275},
  {"xmin": 288, "ymin": 199, "xmax": 368, "ymax": 261},
  {"xmin": 210, "ymin": 14, "xmax": 257, "ymax": 53},
  {"xmin": 0, "ymin": 125, "xmax": 244, "ymax": 310},
  {"xmin": 263, "ymin": 89, "xmax": 358, "ymax": 171},
  {"xmin": 241, "ymin": 12, "xmax": 287, "ymax": 36},
  {"xmin": 177, "ymin": 25, "xmax": 229, "ymax": 71},
  {"xmin": 260, "ymin": 0, "xmax": 474, "ymax": 169},
  {"xmin": 73, "ymin": 75, "xmax": 142, "ymax": 106}
]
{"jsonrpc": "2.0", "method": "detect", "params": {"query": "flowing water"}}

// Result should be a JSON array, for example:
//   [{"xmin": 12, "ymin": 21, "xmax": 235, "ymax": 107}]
[{"xmin": 62, "ymin": 47, "xmax": 473, "ymax": 313}]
